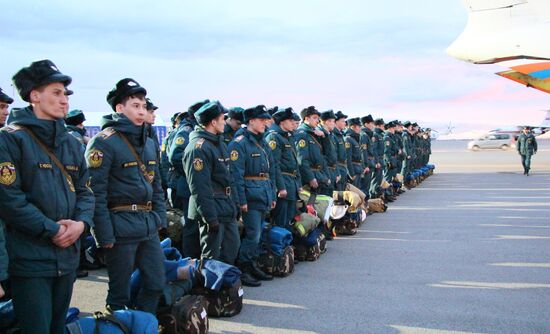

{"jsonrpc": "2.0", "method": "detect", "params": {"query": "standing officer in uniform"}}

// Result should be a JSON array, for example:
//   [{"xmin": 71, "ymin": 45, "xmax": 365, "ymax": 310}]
[
  {"xmin": 344, "ymin": 117, "xmax": 363, "ymax": 188},
  {"xmin": 333, "ymin": 111, "xmax": 348, "ymax": 191},
  {"xmin": 160, "ymin": 112, "xmax": 181, "ymax": 204},
  {"xmin": 229, "ymin": 105, "xmax": 276, "ymax": 286},
  {"xmin": 360, "ymin": 115, "xmax": 376, "ymax": 198},
  {"xmin": 145, "ymin": 98, "xmax": 161, "ymax": 158},
  {"xmin": 65, "ymin": 109, "xmax": 89, "ymax": 150},
  {"xmin": 383, "ymin": 121, "xmax": 399, "ymax": 202},
  {"xmin": 0, "ymin": 88, "xmax": 13, "ymax": 127},
  {"xmin": 168, "ymin": 100, "xmax": 210, "ymax": 258},
  {"xmin": 401, "ymin": 121, "xmax": 414, "ymax": 187},
  {"xmin": 265, "ymin": 107, "xmax": 302, "ymax": 230},
  {"xmin": 517, "ymin": 126, "xmax": 538, "ymax": 175},
  {"xmin": 370, "ymin": 118, "xmax": 385, "ymax": 199},
  {"xmin": 223, "ymin": 107, "xmax": 244, "ymax": 144},
  {"xmin": 392, "ymin": 120, "xmax": 405, "ymax": 194},
  {"xmin": 183, "ymin": 101, "xmax": 241, "ymax": 267},
  {"xmin": 0, "ymin": 60, "xmax": 94, "ymax": 334},
  {"xmin": 317, "ymin": 110, "xmax": 338, "ymax": 196},
  {"xmin": 295, "ymin": 106, "xmax": 329, "ymax": 192},
  {"xmin": 86, "ymin": 78, "xmax": 166, "ymax": 314}
]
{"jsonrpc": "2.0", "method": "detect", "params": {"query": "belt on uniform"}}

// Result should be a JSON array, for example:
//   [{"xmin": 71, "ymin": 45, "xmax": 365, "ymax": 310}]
[
  {"xmin": 352, "ymin": 161, "xmax": 362, "ymax": 165},
  {"xmin": 311, "ymin": 165, "xmax": 322, "ymax": 171},
  {"xmin": 244, "ymin": 173, "xmax": 270, "ymax": 181},
  {"xmin": 328, "ymin": 165, "xmax": 336, "ymax": 170},
  {"xmin": 337, "ymin": 161, "xmax": 346, "ymax": 167},
  {"xmin": 282, "ymin": 171, "xmax": 297, "ymax": 177},
  {"xmin": 109, "ymin": 201, "xmax": 152, "ymax": 212},
  {"xmin": 213, "ymin": 187, "xmax": 232, "ymax": 196}
]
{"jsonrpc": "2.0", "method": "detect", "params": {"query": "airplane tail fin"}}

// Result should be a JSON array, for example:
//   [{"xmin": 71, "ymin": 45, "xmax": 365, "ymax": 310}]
[{"xmin": 541, "ymin": 110, "xmax": 550, "ymax": 128}]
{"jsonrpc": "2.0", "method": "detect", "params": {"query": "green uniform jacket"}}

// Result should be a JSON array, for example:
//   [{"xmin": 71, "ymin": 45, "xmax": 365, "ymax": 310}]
[
  {"xmin": 360, "ymin": 127, "xmax": 376, "ymax": 170},
  {"xmin": 229, "ymin": 129, "xmax": 276, "ymax": 211},
  {"xmin": 295, "ymin": 123, "xmax": 329, "ymax": 185},
  {"xmin": 183, "ymin": 128, "xmax": 237, "ymax": 226},
  {"xmin": 344, "ymin": 129, "xmax": 363, "ymax": 179},
  {"xmin": 317, "ymin": 126, "xmax": 338, "ymax": 181},
  {"xmin": 402, "ymin": 131, "xmax": 413, "ymax": 159},
  {"xmin": 372, "ymin": 128, "xmax": 385, "ymax": 165},
  {"xmin": 168, "ymin": 121, "xmax": 194, "ymax": 199},
  {"xmin": 265, "ymin": 124, "xmax": 302, "ymax": 201},
  {"xmin": 0, "ymin": 106, "xmax": 95, "ymax": 277},
  {"xmin": 383, "ymin": 131, "xmax": 399, "ymax": 168},
  {"xmin": 333, "ymin": 128, "xmax": 348, "ymax": 181},
  {"xmin": 86, "ymin": 113, "xmax": 166, "ymax": 246},
  {"xmin": 517, "ymin": 133, "xmax": 538, "ymax": 155},
  {"xmin": 0, "ymin": 221, "xmax": 8, "ymax": 281}
]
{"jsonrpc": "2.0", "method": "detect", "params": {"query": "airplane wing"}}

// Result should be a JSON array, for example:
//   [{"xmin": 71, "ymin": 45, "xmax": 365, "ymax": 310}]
[
  {"xmin": 496, "ymin": 60, "xmax": 550, "ymax": 94},
  {"xmin": 448, "ymin": 0, "xmax": 550, "ymax": 93}
]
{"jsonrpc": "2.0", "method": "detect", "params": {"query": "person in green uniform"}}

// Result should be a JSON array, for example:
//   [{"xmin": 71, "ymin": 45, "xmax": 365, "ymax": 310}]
[
  {"xmin": 295, "ymin": 106, "xmax": 330, "ymax": 192},
  {"xmin": 517, "ymin": 126, "xmax": 538, "ymax": 175},
  {"xmin": 360, "ymin": 115, "xmax": 376, "ymax": 198},
  {"xmin": 0, "ymin": 60, "xmax": 95, "ymax": 334},
  {"xmin": 223, "ymin": 107, "xmax": 244, "ymax": 144},
  {"xmin": 65, "ymin": 109, "xmax": 89, "ymax": 150},
  {"xmin": 317, "ymin": 110, "xmax": 338, "ymax": 196},
  {"xmin": 183, "ymin": 101, "xmax": 241, "ymax": 268},
  {"xmin": 229, "ymin": 105, "xmax": 276, "ymax": 287},
  {"xmin": 168, "ymin": 100, "xmax": 210, "ymax": 258},
  {"xmin": 0, "ymin": 88, "xmax": 14, "ymax": 299},
  {"xmin": 392, "ymin": 120, "xmax": 405, "ymax": 194},
  {"xmin": 344, "ymin": 117, "xmax": 363, "ymax": 188},
  {"xmin": 370, "ymin": 118, "xmax": 385, "ymax": 199},
  {"xmin": 383, "ymin": 121, "xmax": 399, "ymax": 202},
  {"xmin": 160, "ymin": 112, "xmax": 182, "ymax": 205},
  {"xmin": 86, "ymin": 78, "xmax": 166, "ymax": 314},
  {"xmin": 401, "ymin": 121, "xmax": 414, "ymax": 188},
  {"xmin": 0, "ymin": 88, "xmax": 12, "ymax": 127},
  {"xmin": 265, "ymin": 107, "xmax": 302, "ymax": 230},
  {"xmin": 145, "ymin": 98, "xmax": 161, "ymax": 158},
  {"xmin": 333, "ymin": 111, "xmax": 348, "ymax": 191}
]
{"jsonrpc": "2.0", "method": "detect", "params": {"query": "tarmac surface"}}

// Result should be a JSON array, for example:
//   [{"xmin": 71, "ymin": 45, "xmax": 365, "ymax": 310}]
[{"xmin": 72, "ymin": 139, "xmax": 550, "ymax": 333}]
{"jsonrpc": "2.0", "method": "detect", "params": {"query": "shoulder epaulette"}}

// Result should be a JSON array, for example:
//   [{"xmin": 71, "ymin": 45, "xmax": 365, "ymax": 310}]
[
  {"xmin": 234, "ymin": 135, "xmax": 244, "ymax": 142},
  {"xmin": 2, "ymin": 124, "xmax": 22, "ymax": 133},
  {"xmin": 195, "ymin": 137, "xmax": 206, "ymax": 149},
  {"xmin": 98, "ymin": 127, "xmax": 116, "ymax": 140}
]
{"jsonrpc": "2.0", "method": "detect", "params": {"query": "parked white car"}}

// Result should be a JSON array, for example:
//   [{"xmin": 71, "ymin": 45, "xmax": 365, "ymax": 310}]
[{"xmin": 468, "ymin": 134, "xmax": 512, "ymax": 151}]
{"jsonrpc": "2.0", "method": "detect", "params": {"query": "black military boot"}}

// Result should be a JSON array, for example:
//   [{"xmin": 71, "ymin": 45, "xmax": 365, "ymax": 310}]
[
  {"xmin": 251, "ymin": 261, "xmax": 273, "ymax": 281},
  {"xmin": 239, "ymin": 263, "xmax": 261, "ymax": 287}
]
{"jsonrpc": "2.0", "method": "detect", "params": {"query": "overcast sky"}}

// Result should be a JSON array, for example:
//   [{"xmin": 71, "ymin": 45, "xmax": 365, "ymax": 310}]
[{"xmin": 1, "ymin": 0, "xmax": 548, "ymax": 131}]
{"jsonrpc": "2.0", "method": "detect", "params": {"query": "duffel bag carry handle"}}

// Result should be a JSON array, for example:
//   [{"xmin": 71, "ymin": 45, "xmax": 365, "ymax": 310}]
[{"xmin": 93, "ymin": 311, "xmax": 130, "ymax": 334}]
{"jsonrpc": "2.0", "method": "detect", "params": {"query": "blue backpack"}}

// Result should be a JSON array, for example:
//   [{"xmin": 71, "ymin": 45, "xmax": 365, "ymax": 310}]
[{"xmin": 66, "ymin": 310, "xmax": 158, "ymax": 334}]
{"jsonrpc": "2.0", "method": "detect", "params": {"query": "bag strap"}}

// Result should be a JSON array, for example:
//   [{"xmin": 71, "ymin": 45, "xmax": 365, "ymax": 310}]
[
  {"xmin": 115, "ymin": 131, "xmax": 154, "ymax": 183},
  {"xmin": 93, "ymin": 311, "xmax": 130, "ymax": 334},
  {"xmin": 307, "ymin": 190, "xmax": 317, "ymax": 206},
  {"xmin": 18, "ymin": 125, "xmax": 75, "ymax": 192}
]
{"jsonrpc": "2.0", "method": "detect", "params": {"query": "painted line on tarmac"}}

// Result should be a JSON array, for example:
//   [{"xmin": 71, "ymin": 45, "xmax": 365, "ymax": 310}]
[
  {"xmin": 243, "ymin": 299, "xmax": 307, "ymax": 309},
  {"xmin": 390, "ymin": 325, "xmax": 486, "ymax": 334},
  {"xmin": 429, "ymin": 281, "xmax": 550, "ymax": 290},
  {"xmin": 491, "ymin": 235, "xmax": 550, "ymax": 240},
  {"xmin": 489, "ymin": 262, "xmax": 550, "ymax": 268},
  {"xmin": 480, "ymin": 224, "xmax": 550, "ymax": 229}
]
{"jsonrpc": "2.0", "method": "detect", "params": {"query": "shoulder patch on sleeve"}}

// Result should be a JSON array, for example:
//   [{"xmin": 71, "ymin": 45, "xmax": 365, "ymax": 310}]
[
  {"xmin": 345, "ymin": 142, "xmax": 351, "ymax": 149},
  {"xmin": 298, "ymin": 139, "xmax": 307, "ymax": 148},
  {"xmin": 268, "ymin": 140, "xmax": 277, "ymax": 150},
  {"xmin": 193, "ymin": 158, "xmax": 204, "ymax": 171},
  {"xmin": 98, "ymin": 127, "xmax": 116, "ymax": 139},
  {"xmin": 87, "ymin": 149, "xmax": 104, "ymax": 168},
  {"xmin": 195, "ymin": 138, "xmax": 206, "ymax": 149},
  {"xmin": 0, "ymin": 162, "xmax": 16, "ymax": 185},
  {"xmin": 230, "ymin": 150, "xmax": 239, "ymax": 161},
  {"xmin": 175, "ymin": 137, "xmax": 185, "ymax": 146},
  {"xmin": 234, "ymin": 135, "xmax": 244, "ymax": 142}
]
